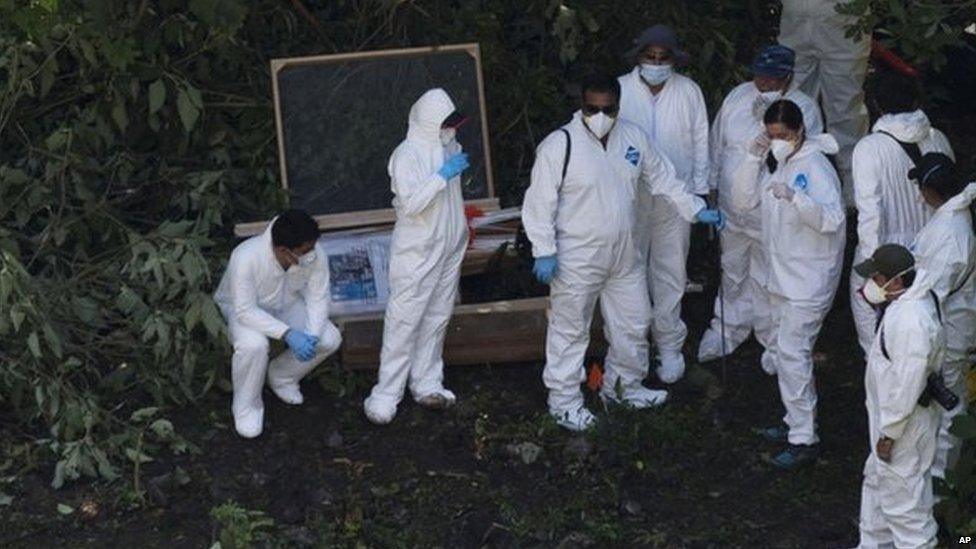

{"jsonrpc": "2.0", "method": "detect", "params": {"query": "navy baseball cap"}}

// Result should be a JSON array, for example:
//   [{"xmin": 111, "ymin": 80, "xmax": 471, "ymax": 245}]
[{"xmin": 751, "ymin": 45, "xmax": 796, "ymax": 78}]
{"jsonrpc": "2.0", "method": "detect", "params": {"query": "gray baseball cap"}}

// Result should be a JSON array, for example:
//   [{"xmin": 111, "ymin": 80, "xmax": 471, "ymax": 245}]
[
  {"xmin": 854, "ymin": 244, "xmax": 915, "ymax": 278},
  {"xmin": 626, "ymin": 24, "xmax": 690, "ymax": 65}
]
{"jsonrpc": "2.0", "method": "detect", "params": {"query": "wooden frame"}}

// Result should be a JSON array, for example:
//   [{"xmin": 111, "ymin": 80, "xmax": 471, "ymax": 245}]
[
  {"xmin": 237, "ymin": 43, "xmax": 496, "ymax": 237},
  {"xmin": 234, "ymin": 197, "xmax": 499, "ymax": 237}
]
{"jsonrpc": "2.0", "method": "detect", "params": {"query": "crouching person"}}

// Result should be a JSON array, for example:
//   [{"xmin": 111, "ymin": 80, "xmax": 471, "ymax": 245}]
[
  {"xmin": 855, "ymin": 244, "xmax": 943, "ymax": 548},
  {"xmin": 214, "ymin": 209, "xmax": 342, "ymax": 438}
]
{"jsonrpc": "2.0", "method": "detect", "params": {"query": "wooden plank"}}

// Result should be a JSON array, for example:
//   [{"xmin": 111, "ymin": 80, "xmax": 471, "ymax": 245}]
[
  {"xmin": 233, "ymin": 197, "xmax": 500, "ymax": 237},
  {"xmin": 469, "ymin": 43, "xmax": 495, "ymax": 199},
  {"xmin": 339, "ymin": 297, "xmax": 608, "ymax": 369}
]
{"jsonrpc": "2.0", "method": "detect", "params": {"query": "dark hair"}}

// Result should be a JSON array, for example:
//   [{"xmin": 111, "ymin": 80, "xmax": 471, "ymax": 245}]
[
  {"xmin": 271, "ymin": 209, "xmax": 319, "ymax": 249},
  {"xmin": 916, "ymin": 156, "xmax": 965, "ymax": 201},
  {"xmin": 871, "ymin": 70, "xmax": 921, "ymax": 114},
  {"xmin": 581, "ymin": 73, "xmax": 621, "ymax": 102},
  {"xmin": 762, "ymin": 99, "xmax": 804, "ymax": 132}
]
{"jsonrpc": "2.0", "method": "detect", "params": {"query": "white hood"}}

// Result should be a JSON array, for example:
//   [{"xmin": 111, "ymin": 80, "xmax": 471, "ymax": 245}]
[
  {"xmin": 792, "ymin": 132, "xmax": 840, "ymax": 160},
  {"xmin": 873, "ymin": 110, "xmax": 932, "ymax": 144},
  {"xmin": 405, "ymin": 88, "xmax": 456, "ymax": 145},
  {"xmin": 941, "ymin": 181, "xmax": 976, "ymax": 213}
]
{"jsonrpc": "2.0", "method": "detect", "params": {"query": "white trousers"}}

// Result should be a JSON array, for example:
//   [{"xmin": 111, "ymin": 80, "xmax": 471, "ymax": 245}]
[
  {"xmin": 933, "ymin": 356, "xmax": 971, "ymax": 478},
  {"xmin": 858, "ymin": 457, "xmax": 937, "ymax": 548},
  {"xmin": 850, "ymin": 270, "xmax": 880, "ymax": 356},
  {"xmin": 642, "ymin": 195, "xmax": 691, "ymax": 355},
  {"xmin": 765, "ymin": 294, "xmax": 829, "ymax": 445},
  {"xmin": 698, "ymin": 217, "xmax": 773, "ymax": 361},
  {"xmin": 544, "ymin": 251, "xmax": 652, "ymax": 412},
  {"xmin": 791, "ymin": 40, "xmax": 870, "ymax": 204},
  {"xmin": 367, "ymin": 240, "xmax": 465, "ymax": 408},
  {"xmin": 227, "ymin": 299, "xmax": 342, "ymax": 436}
]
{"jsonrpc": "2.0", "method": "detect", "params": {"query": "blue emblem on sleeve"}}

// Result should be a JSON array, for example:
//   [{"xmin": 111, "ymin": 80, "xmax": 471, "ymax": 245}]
[
  {"xmin": 794, "ymin": 173, "xmax": 809, "ymax": 191},
  {"xmin": 625, "ymin": 146, "xmax": 640, "ymax": 166}
]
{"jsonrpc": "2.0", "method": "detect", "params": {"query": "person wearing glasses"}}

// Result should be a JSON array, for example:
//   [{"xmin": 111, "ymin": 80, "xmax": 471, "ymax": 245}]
[
  {"xmin": 618, "ymin": 24, "xmax": 710, "ymax": 384},
  {"xmin": 521, "ymin": 74, "xmax": 724, "ymax": 432},
  {"xmin": 213, "ymin": 209, "xmax": 342, "ymax": 438}
]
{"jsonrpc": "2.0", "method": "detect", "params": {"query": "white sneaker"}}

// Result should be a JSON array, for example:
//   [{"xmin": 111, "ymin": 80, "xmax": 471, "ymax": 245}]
[
  {"xmin": 269, "ymin": 382, "xmax": 304, "ymax": 405},
  {"xmin": 416, "ymin": 388, "xmax": 456, "ymax": 410},
  {"xmin": 550, "ymin": 406, "xmax": 596, "ymax": 432},
  {"xmin": 601, "ymin": 384, "xmax": 668, "ymax": 409},
  {"xmin": 761, "ymin": 351, "xmax": 777, "ymax": 376},
  {"xmin": 656, "ymin": 352, "xmax": 686, "ymax": 384},
  {"xmin": 363, "ymin": 395, "xmax": 397, "ymax": 425},
  {"xmin": 233, "ymin": 407, "xmax": 264, "ymax": 439}
]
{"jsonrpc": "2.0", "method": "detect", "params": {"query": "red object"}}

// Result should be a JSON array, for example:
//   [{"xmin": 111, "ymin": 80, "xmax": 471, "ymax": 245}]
[
  {"xmin": 871, "ymin": 39, "xmax": 920, "ymax": 79},
  {"xmin": 586, "ymin": 362, "xmax": 604, "ymax": 392},
  {"xmin": 464, "ymin": 205, "xmax": 485, "ymax": 248}
]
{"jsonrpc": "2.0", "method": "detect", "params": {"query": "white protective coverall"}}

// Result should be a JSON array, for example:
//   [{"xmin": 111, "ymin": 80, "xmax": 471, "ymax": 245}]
[
  {"xmin": 779, "ymin": 0, "xmax": 870, "ymax": 201},
  {"xmin": 912, "ymin": 182, "xmax": 976, "ymax": 478},
  {"xmin": 618, "ymin": 69, "xmax": 709, "ymax": 369},
  {"xmin": 363, "ymin": 88, "xmax": 468, "ymax": 422},
  {"xmin": 214, "ymin": 222, "xmax": 342, "ymax": 438},
  {"xmin": 698, "ymin": 82, "xmax": 823, "ymax": 362},
  {"xmin": 858, "ymin": 288, "xmax": 944, "ymax": 549},
  {"xmin": 522, "ymin": 112, "xmax": 705, "ymax": 414},
  {"xmin": 731, "ymin": 134, "xmax": 846, "ymax": 445},
  {"xmin": 850, "ymin": 110, "xmax": 955, "ymax": 354}
]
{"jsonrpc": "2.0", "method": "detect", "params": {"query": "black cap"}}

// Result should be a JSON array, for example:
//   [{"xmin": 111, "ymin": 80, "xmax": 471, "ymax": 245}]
[
  {"xmin": 442, "ymin": 111, "xmax": 468, "ymax": 129},
  {"xmin": 908, "ymin": 152, "xmax": 955, "ymax": 187},
  {"xmin": 854, "ymin": 244, "xmax": 915, "ymax": 278}
]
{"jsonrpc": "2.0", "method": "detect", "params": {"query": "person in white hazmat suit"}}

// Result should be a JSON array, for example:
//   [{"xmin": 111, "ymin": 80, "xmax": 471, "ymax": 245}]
[
  {"xmin": 214, "ymin": 209, "xmax": 342, "ymax": 438},
  {"xmin": 617, "ymin": 24, "xmax": 710, "ymax": 383},
  {"xmin": 731, "ymin": 99, "xmax": 845, "ymax": 469},
  {"xmin": 778, "ymin": 0, "xmax": 870, "ymax": 202},
  {"xmin": 849, "ymin": 71, "xmax": 955, "ymax": 355},
  {"xmin": 363, "ymin": 88, "xmax": 471, "ymax": 425},
  {"xmin": 910, "ymin": 153, "xmax": 976, "ymax": 480},
  {"xmin": 854, "ymin": 244, "xmax": 942, "ymax": 549},
  {"xmin": 698, "ymin": 44, "xmax": 823, "ymax": 363},
  {"xmin": 521, "ymin": 74, "xmax": 724, "ymax": 432}
]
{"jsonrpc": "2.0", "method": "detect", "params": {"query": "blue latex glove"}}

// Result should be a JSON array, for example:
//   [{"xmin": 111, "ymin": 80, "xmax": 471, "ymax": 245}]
[
  {"xmin": 437, "ymin": 153, "xmax": 470, "ymax": 181},
  {"xmin": 532, "ymin": 255, "xmax": 558, "ymax": 284},
  {"xmin": 284, "ymin": 330, "xmax": 318, "ymax": 362},
  {"xmin": 696, "ymin": 208, "xmax": 725, "ymax": 230}
]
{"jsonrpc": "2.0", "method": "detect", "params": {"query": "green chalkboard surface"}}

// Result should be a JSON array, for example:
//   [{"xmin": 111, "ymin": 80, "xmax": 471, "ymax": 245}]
[{"xmin": 272, "ymin": 44, "xmax": 494, "ymax": 219}]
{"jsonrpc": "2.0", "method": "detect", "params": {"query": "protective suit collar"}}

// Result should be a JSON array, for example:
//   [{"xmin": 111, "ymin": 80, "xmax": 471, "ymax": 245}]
[
  {"xmin": 406, "ymin": 88, "xmax": 457, "ymax": 145},
  {"xmin": 262, "ymin": 216, "xmax": 285, "ymax": 274},
  {"xmin": 873, "ymin": 110, "xmax": 932, "ymax": 144},
  {"xmin": 941, "ymin": 181, "xmax": 976, "ymax": 213},
  {"xmin": 789, "ymin": 133, "xmax": 840, "ymax": 161}
]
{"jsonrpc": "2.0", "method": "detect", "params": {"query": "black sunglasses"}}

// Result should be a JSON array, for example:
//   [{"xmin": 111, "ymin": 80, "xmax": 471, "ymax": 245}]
[{"xmin": 582, "ymin": 104, "xmax": 619, "ymax": 116}]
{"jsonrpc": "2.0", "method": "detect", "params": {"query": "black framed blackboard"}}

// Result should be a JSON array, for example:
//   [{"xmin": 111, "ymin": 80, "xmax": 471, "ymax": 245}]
[{"xmin": 271, "ymin": 44, "xmax": 495, "ymax": 226}]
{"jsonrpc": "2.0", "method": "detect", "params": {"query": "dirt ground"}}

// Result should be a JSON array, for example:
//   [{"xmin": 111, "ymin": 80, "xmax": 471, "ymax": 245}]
[
  {"xmin": 0, "ymin": 219, "xmax": 880, "ymax": 548},
  {"xmin": 4, "ymin": 108, "xmax": 974, "ymax": 548}
]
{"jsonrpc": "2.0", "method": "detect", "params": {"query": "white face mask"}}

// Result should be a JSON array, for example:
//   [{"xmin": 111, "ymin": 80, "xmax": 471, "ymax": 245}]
[
  {"xmin": 769, "ymin": 138, "xmax": 795, "ymax": 162},
  {"xmin": 861, "ymin": 268, "xmax": 913, "ymax": 305},
  {"xmin": 640, "ymin": 63, "xmax": 673, "ymax": 86},
  {"xmin": 439, "ymin": 127, "xmax": 457, "ymax": 146},
  {"xmin": 290, "ymin": 249, "xmax": 317, "ymax": 268},
  {"xmin": 759, "ymin": 90, "xmax": 782, "ymax": 103},
  {"xmin": 584, "ymin": 112, "xmax": 616, "ymax": 139}
]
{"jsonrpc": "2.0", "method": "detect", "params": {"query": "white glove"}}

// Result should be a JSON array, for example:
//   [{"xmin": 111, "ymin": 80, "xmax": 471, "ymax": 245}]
[
  {"xmin": 749, "ymin": 133, "xmax": 771, "ymax": 157},
  {"xmin": 770, "ymin": 181, "xmax": 795, "ymax": 201}
]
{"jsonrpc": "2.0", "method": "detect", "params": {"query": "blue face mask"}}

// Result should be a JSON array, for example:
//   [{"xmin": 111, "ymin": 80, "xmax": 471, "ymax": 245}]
[{"xmin": 640, "ymin": 63, "xmax": 673, "ymax": 86}]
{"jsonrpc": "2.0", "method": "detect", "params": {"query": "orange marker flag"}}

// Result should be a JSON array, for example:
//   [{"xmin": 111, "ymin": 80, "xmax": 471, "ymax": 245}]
[{"xmin": 587, "ymin": 362, "xmax": 603, "ymax": 392}]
